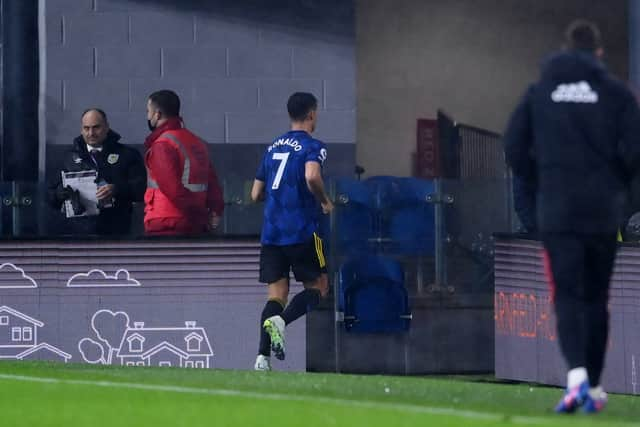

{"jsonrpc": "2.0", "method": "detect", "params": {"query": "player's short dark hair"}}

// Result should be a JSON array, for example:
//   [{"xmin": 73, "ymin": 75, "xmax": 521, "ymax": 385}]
[
  {"xmin": 81, "ymin": 108, "xmax": 108, "ymax": 124},
  {"xmin": 565, "ymin": 20, "xmax": 602, "ymax": 52},
  {"xmin": 287, "ymin": 92, "xmax": 318, "ymax": 122},
  {"xmin": 148, "ymin": 89, "xmax": 181, "ymax": 117}
]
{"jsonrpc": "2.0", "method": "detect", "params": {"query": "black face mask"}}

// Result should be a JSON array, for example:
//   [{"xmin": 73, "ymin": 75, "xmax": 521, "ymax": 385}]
[{"xmin": 147, "ymin": 119, "xmax": 156, "ymax": 132}]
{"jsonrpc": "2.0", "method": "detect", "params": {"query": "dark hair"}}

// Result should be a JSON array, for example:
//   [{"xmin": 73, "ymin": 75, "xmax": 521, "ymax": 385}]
[
  {"xmin": 287, "ymin": 92, "xmax": 318, "ymax": 122},
  {"xmin": 565, "ymin": 20, "xmax": 602, "ymax": 52},
  {"xmin": 81, "ymin": 108, "xmax": 108, "ymax": 124},
  {"xmin": 148, "ymin": 89, "xmax": 181, "ymax": 117}
]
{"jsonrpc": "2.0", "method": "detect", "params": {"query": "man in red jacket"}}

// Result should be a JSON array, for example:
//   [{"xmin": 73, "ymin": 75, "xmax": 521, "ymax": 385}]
[{"xmin": 144, "ymin": 90, "xmax": 224, "ymax": 235}]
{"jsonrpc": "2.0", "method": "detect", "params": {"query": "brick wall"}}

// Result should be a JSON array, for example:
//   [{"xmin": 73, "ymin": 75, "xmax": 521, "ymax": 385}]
[{"xmin": 44, "ymin": 0, "xmax": 356, "ymax": 180}]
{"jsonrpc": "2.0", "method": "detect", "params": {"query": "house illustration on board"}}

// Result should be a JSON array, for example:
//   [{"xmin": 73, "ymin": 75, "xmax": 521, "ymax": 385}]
[
  {"xmin": 0, "ymin": 306, "xmax": 71, "ymax": 362},
  {"xmin": 117, "ymin": 320, "xmax": 213, "ymax": 368}
]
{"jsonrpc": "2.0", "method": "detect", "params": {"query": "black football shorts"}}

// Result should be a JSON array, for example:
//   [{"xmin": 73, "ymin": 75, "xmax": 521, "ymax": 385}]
[{"xmin": 259, "ymin": 233, "xmax": 327, "ymax": 284}]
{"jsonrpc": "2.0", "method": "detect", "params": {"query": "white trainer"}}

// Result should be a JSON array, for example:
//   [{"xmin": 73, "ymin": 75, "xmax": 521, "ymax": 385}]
[
  {"xmin": 254, "ymin": 354, "xmax": 271, "ymax": 371},
  {"xmin": 263, "ymin": 315, "xmax": 286, "ymax": 360}
]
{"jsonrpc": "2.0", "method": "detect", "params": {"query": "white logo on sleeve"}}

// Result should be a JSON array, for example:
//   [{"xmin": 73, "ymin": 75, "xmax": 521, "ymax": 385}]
[
  {"xmin": 551, "ymin": 81, "xmax": 598, "ymax": 103},
  {"xmin": 318, "ymin": 148, "xmax": 327, "ymax": 164}
]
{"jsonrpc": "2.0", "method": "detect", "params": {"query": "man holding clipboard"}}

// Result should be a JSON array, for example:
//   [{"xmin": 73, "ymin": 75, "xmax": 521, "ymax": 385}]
[{"xmin": 49, "ymin": 109, "xmax": 146, "ymax": 235}]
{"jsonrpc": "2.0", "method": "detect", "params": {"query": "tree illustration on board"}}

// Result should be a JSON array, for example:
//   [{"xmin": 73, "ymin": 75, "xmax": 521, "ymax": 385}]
[{"xmin": 78, "ymin": 310, "xmax": 130, "ymax": 365}]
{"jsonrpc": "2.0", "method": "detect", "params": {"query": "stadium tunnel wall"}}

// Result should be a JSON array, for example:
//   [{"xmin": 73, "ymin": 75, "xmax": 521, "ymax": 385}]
[
  {"xmin": 356, "ymin": 0, "xmax": 629, "ymax": 177},
  {"xmin": 43, "ymin": 0, "xmax": 357, "ymax": 184}
]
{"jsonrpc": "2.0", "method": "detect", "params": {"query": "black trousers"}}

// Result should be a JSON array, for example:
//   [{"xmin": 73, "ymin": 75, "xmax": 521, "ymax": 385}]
[{"xmin": 542, "ymin": 232, "xmax": 618, "ymax": 387}]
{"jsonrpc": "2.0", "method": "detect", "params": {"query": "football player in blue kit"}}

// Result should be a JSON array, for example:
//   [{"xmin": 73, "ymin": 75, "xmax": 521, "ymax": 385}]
[{"xmin": 251, "ymin": 92, "xmax": 333, "ymax": 371}]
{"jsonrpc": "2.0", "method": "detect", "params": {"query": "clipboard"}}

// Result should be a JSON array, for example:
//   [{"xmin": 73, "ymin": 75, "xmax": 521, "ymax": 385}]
[{"xmin": 61, "ymin": 170, "xmax": 100, "ymax": 218}]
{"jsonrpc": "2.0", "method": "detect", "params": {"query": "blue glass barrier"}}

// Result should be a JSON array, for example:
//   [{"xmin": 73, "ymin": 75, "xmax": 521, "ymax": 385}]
[
  {"xmin": 0, "ymin": 178, "xmax": 265, "ymax": 238},
  {"xmin": 387, "ymin": 178, "xmax": 435, "ymax": 256},
  {"xmin": 333, "ymin": 178, "xmax": 376, "ymax": 254},
  {"xmin": 332, "ymin": 176, "xmax": 435, "ymax": 256},
  {"xmin": 338, "ymin": 254, "xmax": 410, "ymax": 333}
]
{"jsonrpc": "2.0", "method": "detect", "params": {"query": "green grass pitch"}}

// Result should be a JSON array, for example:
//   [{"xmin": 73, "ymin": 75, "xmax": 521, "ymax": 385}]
[{"xmin": 0, "ymin": 361, "xmax": 638, "ymax": 426}]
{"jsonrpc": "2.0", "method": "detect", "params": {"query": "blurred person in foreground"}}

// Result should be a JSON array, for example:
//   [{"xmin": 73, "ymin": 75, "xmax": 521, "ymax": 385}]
[
  {"xmin": 504, "ymin": 20, "xmax": 640, "ymax": 413},
  {"xmin": 144, "ymin": 90, "xmax": 224, "ymax": 235},
  {"xmin": 251, "ymin": 92, "xmax": 333, "ymax": 371},
  {"xmin": 49, "ymin": 108, "xmax": 146, "ymax": 235}
]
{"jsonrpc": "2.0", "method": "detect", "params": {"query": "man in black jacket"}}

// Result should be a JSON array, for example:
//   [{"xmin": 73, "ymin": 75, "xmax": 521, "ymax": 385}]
[
  {"xmin": 504, "ymin": 20, "xmax": 640, "ymax": 414},
  {"xmin": 49, "ymin": 109, "xmax": 146, "ymax": 235}
]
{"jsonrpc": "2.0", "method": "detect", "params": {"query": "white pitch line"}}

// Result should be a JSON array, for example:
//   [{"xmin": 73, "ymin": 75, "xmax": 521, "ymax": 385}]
[{"xmin": 0, "ymin": 373, "xmax": 629, "ymax": 426}]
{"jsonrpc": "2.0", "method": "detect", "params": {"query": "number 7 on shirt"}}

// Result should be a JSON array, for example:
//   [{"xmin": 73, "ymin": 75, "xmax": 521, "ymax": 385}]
[{"xmin": 271, "ymin": 152, "xmax": 290, "ymax": 190}]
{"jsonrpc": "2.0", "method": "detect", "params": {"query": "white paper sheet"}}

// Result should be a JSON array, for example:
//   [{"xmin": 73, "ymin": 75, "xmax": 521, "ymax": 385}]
[{"xmin": 61, "ymin": 170, "xmax": 99, "ymax": 218}]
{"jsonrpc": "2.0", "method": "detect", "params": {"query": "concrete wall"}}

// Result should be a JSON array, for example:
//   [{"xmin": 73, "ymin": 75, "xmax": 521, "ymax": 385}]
[
  {"xmin": 44, "ymin": 0, "xmax": 356, "ymax": 181},
  {"xmin": 356, "ymin": 0, "xmax": 629, "ymax": 177}
]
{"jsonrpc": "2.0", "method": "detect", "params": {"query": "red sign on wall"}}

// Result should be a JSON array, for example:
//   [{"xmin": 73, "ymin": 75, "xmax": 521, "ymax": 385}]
[{"xmin": 415, "ymin": 119, "xmax": 440, "ymax": 178}]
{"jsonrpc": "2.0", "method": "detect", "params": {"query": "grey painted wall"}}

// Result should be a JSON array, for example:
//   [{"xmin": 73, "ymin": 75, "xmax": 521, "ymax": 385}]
[
  {"xmin": 356, "ymin": 0, "xmax": 629, "ymax": 177},
  {"xmin": 44, "ymin": 0, "xmax": 356, "ymax": 179}
]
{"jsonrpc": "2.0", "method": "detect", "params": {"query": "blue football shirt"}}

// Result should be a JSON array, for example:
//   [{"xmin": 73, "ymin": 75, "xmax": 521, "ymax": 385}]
[{"xmin": 256, "ymin": 130, "xmax": 327, "ymax": 245}]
